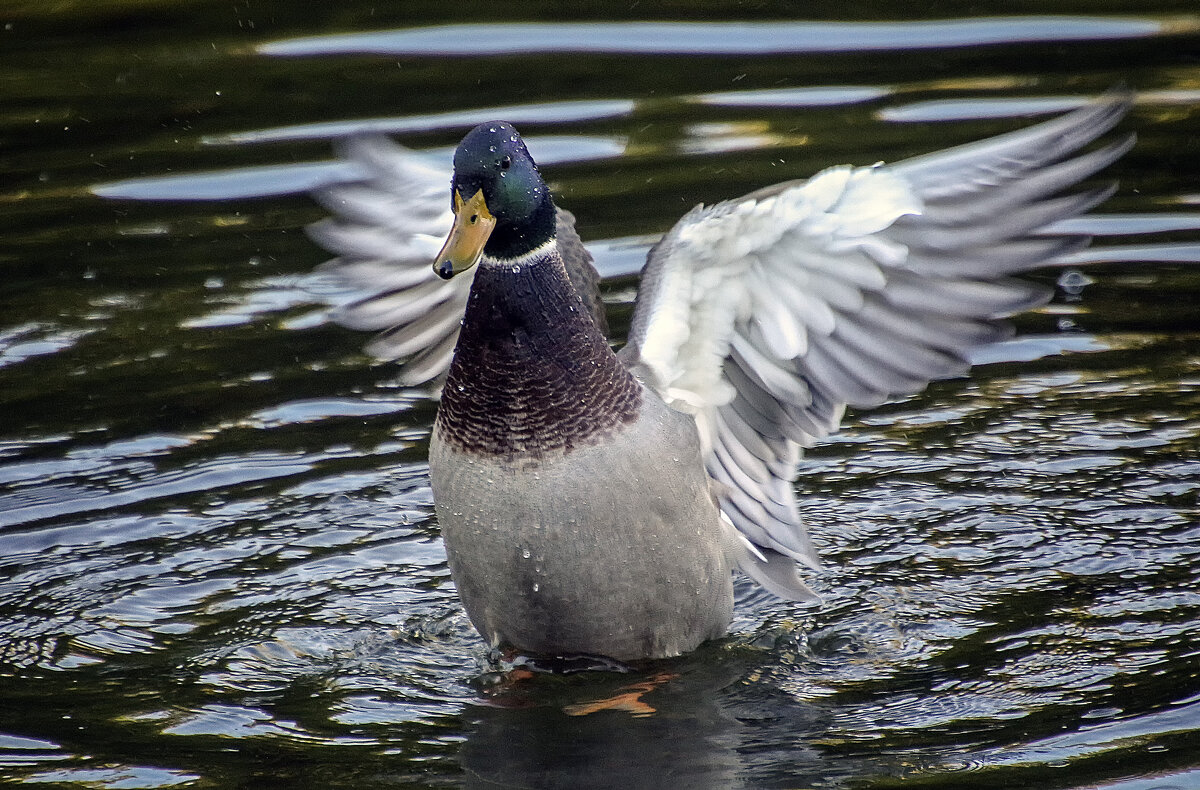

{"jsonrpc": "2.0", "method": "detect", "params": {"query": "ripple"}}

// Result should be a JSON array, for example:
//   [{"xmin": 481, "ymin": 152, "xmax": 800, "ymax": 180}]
[
  {"xmin": 987, "ymin": 700, "xmax": 1200, "ymax": 766},
  {"xmin": 92, "ymin": 135, "xmax": 626, "ymax": 201},
  {"xmin": 244, "ymin": 397, "xmax": 409, "ymax": 429},
  {"xmin": 883, "ymin": 88, "xmax": 1200, "ymax": 122},
  {"xmin": 0, "ymin": 452, "xmax": 314, "ymax": 529},
  {"xmin": 694, "ymin": 85, "xmax": 890, "ymax": 107},
  {"xmin": 260, "ymin": 17, "xmax": 1178, "ymax": 57},
  {"xmin": 92, "ymin": 161, "xmax": 359, "ymax": 202},
  {"xmin": 0, "ymin": 323, "xmax": 95, "ymax": 370},
  {"xmin": 881, "ymin": 95, "xmax": 1093, "ymax": 122},
  {"xmin": 23, "ymin": 765, "xmax": 200, "ymax": 789},
  {"xmin": 1061, "ymin": 242, "xmax": 1200, "ymax": 265},
  {"xmin": 967, "ymin": 333, "xmax": 1109, "ymax": 365},
  {"xmin": 1054, "ymin": 214, "xmax": 1200, "ymax": 236},
  {"xmin": 205, "ymin": 99, "xmax": 635, "ymax": 145}
]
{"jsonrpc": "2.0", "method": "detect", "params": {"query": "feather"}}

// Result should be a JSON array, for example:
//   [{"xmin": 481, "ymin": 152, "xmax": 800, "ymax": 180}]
[{"xmin": 624, "ymin": 93, "xmax": 1130, "ymax": 595}]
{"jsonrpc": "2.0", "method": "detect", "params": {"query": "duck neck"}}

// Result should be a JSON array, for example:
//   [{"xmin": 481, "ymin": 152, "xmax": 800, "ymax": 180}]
[{"xmin": 436, "ymin": 242, "xmax": 641, "ymax": 458}]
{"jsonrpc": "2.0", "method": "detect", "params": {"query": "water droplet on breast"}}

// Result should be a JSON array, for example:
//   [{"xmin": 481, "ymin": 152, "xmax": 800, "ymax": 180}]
[
  {"xmin": 532, "ymin": 583, "xmax": 540, "ymax": 593},
  {"xmin": 521, "ymin": 548, "xmax": 531, "ymax": 559}
]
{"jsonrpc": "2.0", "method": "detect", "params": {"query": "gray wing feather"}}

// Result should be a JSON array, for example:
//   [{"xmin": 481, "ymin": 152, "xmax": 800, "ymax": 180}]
[
  {"xmin": 888, "ymin": 91, "xmax": 1131, "ymax": 200},
  {"xmin": 308, "ymin": 137, "xmax": 465, "ymax": 385},
  {"xmin": 623, "ymin": 93, "xmax": 1133, "ymax": 600}
]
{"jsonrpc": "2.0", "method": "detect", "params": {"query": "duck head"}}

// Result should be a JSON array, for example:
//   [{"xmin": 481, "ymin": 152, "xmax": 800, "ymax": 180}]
[{"xmin": 434, "ymin": 122, "xmax": 556, "ymax": 279}]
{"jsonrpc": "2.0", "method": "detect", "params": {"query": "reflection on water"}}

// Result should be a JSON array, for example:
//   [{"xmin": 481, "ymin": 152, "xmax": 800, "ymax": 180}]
[
  {"xmin": 459, "ymin": 652, "xmax": 828, "ymax": 790},
  {"xmin": 260, "ymin": 16, "xmax": 1182, "ymax": 57},
  {"xmin": 2, "ymin": 1, "xmax": 1200, "ymax": 788}
]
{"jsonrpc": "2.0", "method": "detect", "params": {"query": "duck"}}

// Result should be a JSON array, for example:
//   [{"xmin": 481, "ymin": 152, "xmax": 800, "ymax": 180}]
[{"xmin": 309, "ymin": 94, "xmax": 1133, "ymax": 662}]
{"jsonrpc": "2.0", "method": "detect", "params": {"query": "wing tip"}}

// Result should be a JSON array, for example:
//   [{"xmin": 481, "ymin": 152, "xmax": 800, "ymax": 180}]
[{"xmin": 738, "ymin": 545, "xmax": 823, "ymax": 603}]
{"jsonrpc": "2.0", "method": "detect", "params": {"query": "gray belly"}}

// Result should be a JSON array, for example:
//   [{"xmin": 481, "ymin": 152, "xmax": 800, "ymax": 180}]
[{"xmin": 428, "ymin": 399, "xmax": 733, "ymax": 661}]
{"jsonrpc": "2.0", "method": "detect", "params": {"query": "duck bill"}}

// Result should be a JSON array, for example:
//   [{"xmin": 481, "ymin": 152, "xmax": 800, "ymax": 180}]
[{"xmin": 433, "ymin": 189, "xmax": 496, "ymax": 279}]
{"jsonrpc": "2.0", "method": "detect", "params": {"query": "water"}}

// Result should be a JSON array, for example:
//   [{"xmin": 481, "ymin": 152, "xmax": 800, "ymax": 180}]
[{"xmin": 3, "ymin": 2, "xmax": 1200, "ymax": 788}]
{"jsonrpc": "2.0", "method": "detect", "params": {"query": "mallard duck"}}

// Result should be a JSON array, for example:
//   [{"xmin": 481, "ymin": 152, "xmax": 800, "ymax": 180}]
[{"xmin": 309, "ymin": 95, "xmax": 1132, "ymax": 661}]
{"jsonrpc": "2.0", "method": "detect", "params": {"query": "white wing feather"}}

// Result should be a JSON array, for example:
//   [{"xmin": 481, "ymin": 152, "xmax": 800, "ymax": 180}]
[
  {"xmin": 308, "ymin": 137, "xmax": 467, "ymax": 385},
  {"xmin": 623, "ymin": 94, "xmax": 1133, "ymax": 600}
]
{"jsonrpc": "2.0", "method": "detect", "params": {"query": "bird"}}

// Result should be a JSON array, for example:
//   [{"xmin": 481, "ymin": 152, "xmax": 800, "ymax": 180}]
[{"xmin": 308, "ymin": 94, "xmax": 1133, "ymax": 662}]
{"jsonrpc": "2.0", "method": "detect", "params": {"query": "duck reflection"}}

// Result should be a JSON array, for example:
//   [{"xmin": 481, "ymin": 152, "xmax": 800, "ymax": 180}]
[{"xmin": 456, "ymin": 646, "xmax": 830, "ymax": 789}]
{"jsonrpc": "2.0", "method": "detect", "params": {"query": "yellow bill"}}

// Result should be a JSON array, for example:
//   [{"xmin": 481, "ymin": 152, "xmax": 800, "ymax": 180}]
[{"xmin": 433, "ymin": 189, "xmax": 496, "ymax": 279}]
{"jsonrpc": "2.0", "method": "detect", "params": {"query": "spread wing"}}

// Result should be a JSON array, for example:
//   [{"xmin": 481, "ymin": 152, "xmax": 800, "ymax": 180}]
[
  {"xmin": 621, "ymin": 94, "xmax": 1133, "ymax": 600},
  {"xmin": 308, "ymin": 137, "xmax": 465, "ymax": 385}
]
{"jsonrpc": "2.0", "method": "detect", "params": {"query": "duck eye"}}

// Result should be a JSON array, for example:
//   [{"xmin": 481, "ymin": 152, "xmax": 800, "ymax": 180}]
[{"xmin": 498, "ymin": 155, "xmax": 511, "ymax": 170}]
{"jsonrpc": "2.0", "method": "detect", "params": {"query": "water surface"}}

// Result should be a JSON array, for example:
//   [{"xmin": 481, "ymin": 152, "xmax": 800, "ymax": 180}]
[{"xmin": 2, "ymin": 2, "xmax": 1199, "ymax": 788}]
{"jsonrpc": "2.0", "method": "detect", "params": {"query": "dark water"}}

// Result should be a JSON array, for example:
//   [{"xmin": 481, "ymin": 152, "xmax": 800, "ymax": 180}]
[{"xmin": 3, "ymin": 2, "xmax": 1200, "ymax": 788}]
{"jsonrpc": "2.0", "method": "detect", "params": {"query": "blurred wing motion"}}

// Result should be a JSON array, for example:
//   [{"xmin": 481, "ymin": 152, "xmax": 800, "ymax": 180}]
[
  {"xmin": 621, "ymin": 94, "xmax": 1133, "ymax": 599},
  {"xmin": 309, "ymin": 137, "xmax": 464, "ymax": 385},
  {"xmin": 310, "ymin": 138, "xmax": 608, "ymax": 383}
]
